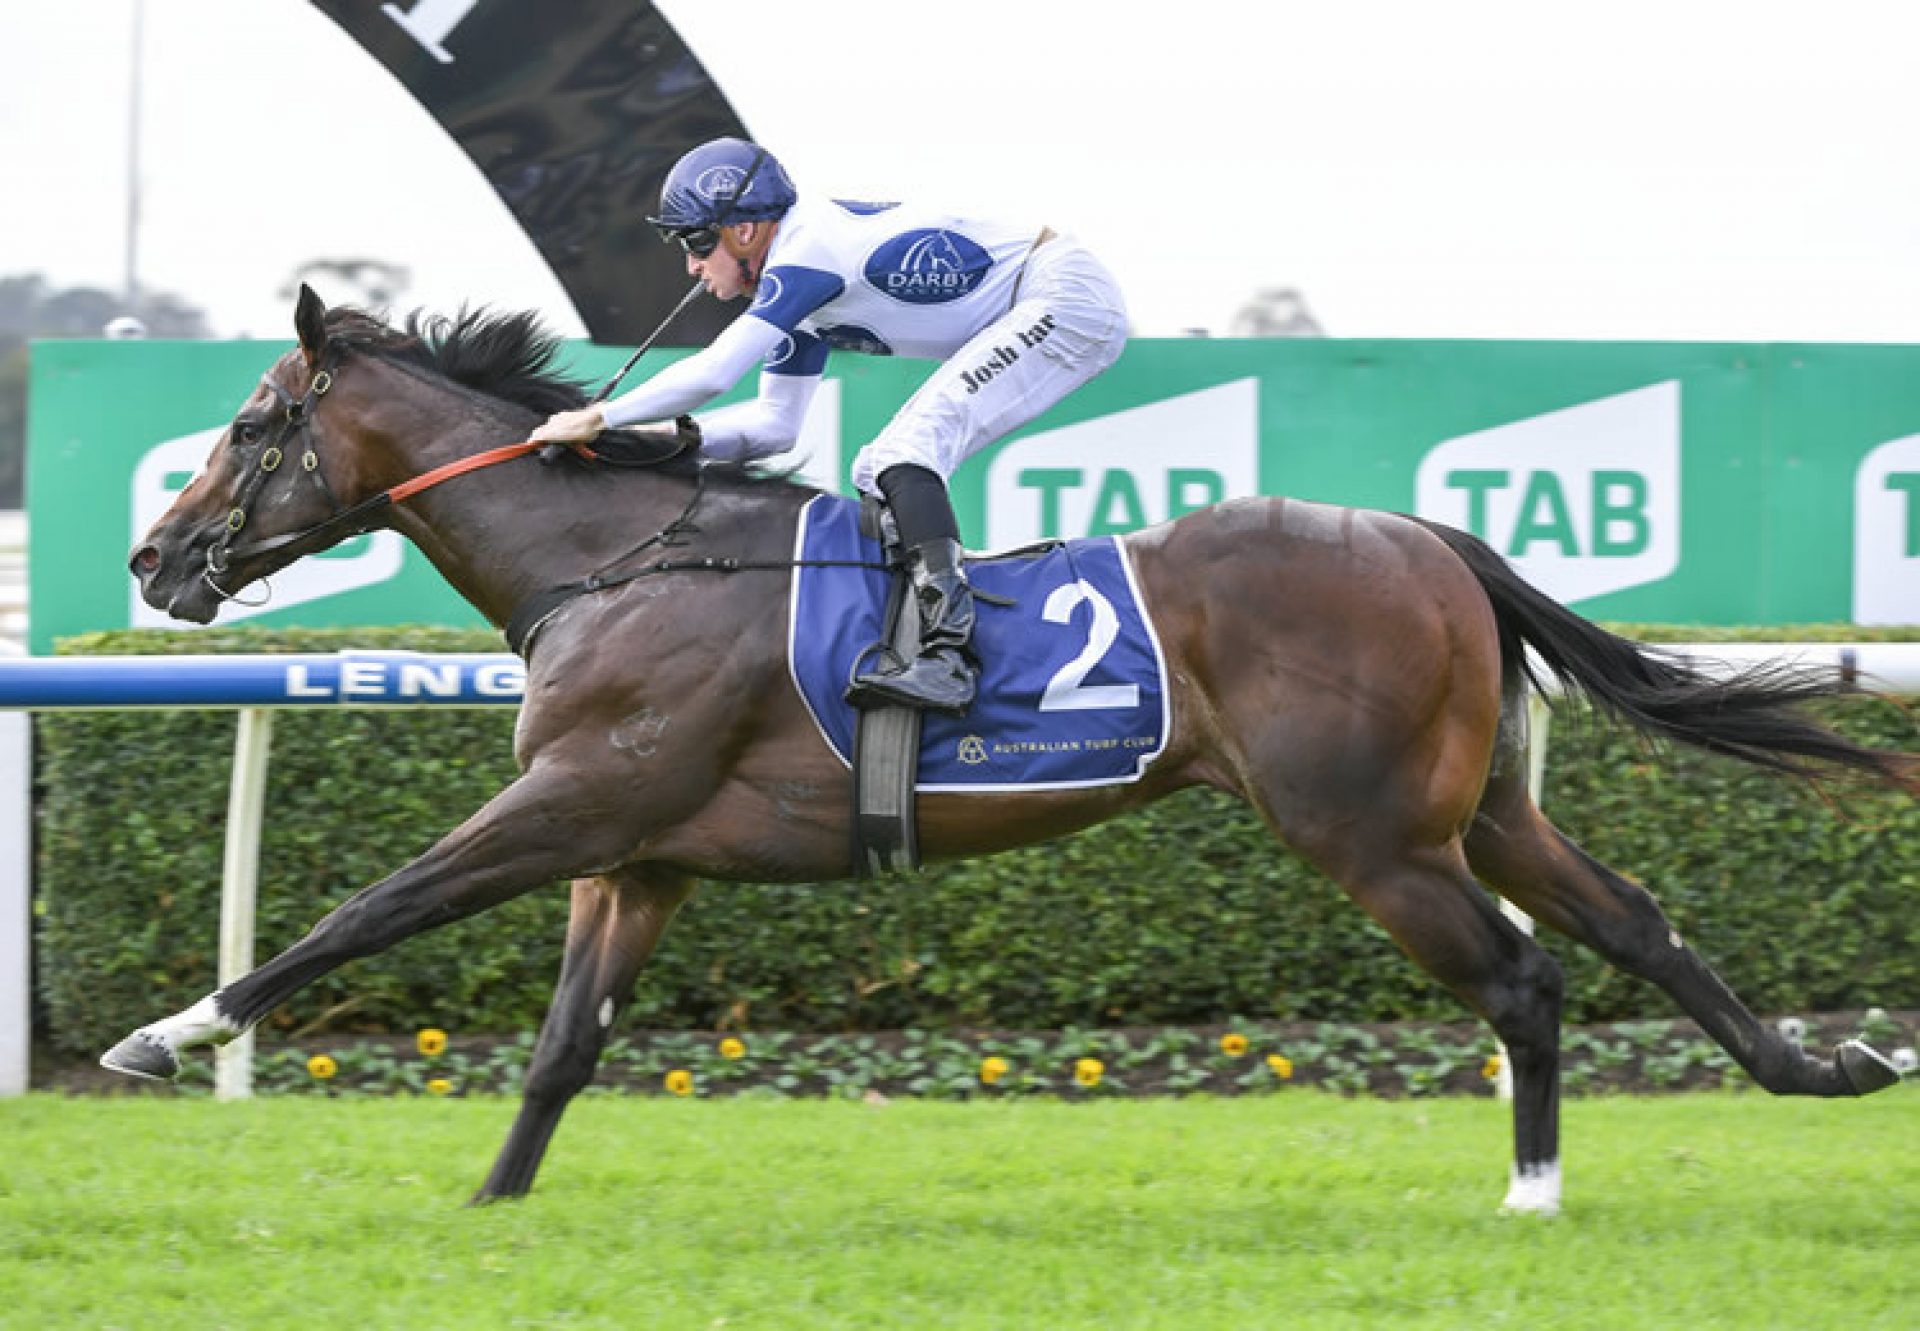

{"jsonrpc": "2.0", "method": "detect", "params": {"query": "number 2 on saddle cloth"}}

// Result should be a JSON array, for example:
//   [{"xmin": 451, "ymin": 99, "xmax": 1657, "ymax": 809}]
[{"xmin": 788, "ymin": 494, "xmax": 1171, "ymax": 791}]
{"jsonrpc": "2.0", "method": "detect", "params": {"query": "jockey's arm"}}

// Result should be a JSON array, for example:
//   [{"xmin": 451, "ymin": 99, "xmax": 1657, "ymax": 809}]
[
  {"xmin": 532, "ymin": 263, "xmax": 841, "ymax": 448},
  {"xmin": 693, "ymin": 368, "xmax": 821, "ymax": 462},
  {"xmin": 598, "ymin": 314, "xmax": 788, "ymax": 429}
]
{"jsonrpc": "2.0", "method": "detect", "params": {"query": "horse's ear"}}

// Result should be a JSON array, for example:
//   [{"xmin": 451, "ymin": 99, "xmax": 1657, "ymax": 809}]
[{"xmin": 294, "ymin": 284, "xmax": 329, "ymax": 369}]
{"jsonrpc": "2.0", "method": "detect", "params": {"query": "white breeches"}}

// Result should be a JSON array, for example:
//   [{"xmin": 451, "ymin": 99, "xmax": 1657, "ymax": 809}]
[{"xmin": 849, "ymin": 237, "xmax": 1128, "ymax": 494}]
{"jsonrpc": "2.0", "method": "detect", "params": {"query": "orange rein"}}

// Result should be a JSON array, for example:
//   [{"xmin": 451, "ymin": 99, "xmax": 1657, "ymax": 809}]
[{"xmin": 385, "ymin": 439, "xmax": 594, "ymax": 504}]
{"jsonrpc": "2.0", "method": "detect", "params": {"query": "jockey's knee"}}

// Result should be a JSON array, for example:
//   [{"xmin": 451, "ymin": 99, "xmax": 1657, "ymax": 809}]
[
  {"xmin": 851, "ymin": 436, "xmax": 946, "ymax": 496},
  {"xmin": 873, "ymin": 464, "xmax": 960, "ymax": 546}
]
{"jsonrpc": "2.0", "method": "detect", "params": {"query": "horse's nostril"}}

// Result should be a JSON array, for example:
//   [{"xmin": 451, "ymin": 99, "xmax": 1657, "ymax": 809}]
[{"xmin": 132, "ymin": 546, "xmax": 161, "ymax": 575}]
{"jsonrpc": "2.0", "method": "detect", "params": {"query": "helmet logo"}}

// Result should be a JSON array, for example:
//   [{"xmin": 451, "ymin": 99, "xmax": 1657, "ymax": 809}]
[
  {"xmin": 694, "ymin": 164, "xmax": 748, "ymax": 201},
  {"xmin": 864, "ymin": 229, "xmax": 992, "ymax": 305}
]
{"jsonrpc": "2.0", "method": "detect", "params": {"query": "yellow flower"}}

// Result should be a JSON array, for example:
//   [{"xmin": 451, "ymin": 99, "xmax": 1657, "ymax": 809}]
[
  {"xmin": 979, "ymin": 1056, "xmax": 1010, "ymax": 1085},
  {"xmin": 416, "ymin": 1028, "xmax": 449, "ymax": 1057},
  {"xmin": 718, "ymin": 1037, "xmax": 747, "ymax": 1061},
  {"xmin": 1220, "ymin": 1032, "xmax": 1250, "ymax": 1057},
  {"xmin": 306, "ymin": 1053, "xmax": 337, "ymax": 1080},
  {"xmin": 1073, "ymin": 1057, "xmax": 1104, "ymax": 1088},
  {"xmin": 425, "ymin": 1078, "xmax": 453, "ymax": 1096},
  {"xmin": 1267, "ymin": 1053, "xmax": 1294, "ymax": 1080},
  {"xmin": 664, "ymin": 1068, "xmax": 694, "ymax": 1097},
  {"xmin": 1482, "ymin": 1054, "xmax": 1504, "ymax": 1081}
]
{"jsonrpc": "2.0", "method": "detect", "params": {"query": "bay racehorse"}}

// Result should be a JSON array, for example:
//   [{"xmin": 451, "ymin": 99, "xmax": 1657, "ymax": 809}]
[{"xmin": 109, "ymin": 287, "xmax": 1916, "ymax": 1213}]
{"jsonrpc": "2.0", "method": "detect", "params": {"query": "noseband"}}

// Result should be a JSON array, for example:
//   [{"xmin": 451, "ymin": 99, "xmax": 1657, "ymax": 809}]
[{"xmin": 202, "ymin": 359, "xmax": 348, "ymax": 602}]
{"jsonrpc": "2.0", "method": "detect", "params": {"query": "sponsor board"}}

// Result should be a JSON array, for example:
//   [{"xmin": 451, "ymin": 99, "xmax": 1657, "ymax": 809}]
[
  {"xmin": 1415, "ymin": 382, "xmax": 1680, "ymax": 606},
  {"xmin": 1852, "ymin": 434, "xmax": 1920, "ymax": 625},
  {"xmin": 28, "ymin": 339, "xmax": 1920, "ymax": 653},
  {"xmin": 983, "ymin": 379, "xmax": 1260, "ymax": 550}
]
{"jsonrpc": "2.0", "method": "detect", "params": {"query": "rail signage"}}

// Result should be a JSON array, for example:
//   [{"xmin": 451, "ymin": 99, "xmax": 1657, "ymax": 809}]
[{"xmin": 0, "ymin": 652, "xmax": 525, "ymax": 709}]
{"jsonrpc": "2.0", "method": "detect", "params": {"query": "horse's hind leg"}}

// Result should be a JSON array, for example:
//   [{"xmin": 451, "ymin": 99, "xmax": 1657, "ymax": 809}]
[
  {"xmin": 1299, "ymin": 837, "xmax": 1569, "ymax": 1213},
  {"xmin": 473, "ymin": 864, "xmax": 693, "ymax": 1204},
  {"xmin": 1245, "ymin": 741, "xmax": 1566, "ymax": 1205},
  {"xmin": 1464, "ymin": 765, "xmax": 1901, "ymax": 1098}
]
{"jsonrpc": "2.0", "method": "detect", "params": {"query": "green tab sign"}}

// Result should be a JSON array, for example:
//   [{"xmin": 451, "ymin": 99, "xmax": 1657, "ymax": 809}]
[{"xmin": 27, "ymin": 336, "xmax": 1920, "ymax": 653}]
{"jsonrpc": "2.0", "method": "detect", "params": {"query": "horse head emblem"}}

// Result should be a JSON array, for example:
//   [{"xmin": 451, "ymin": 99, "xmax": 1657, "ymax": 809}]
[
  {"xmin": 694, "ymin": 165, "xmax": 746, "ymax": 201},
  {"xmin": 902, "ymin": 231, "xmax": 965, "ymax": 273}
]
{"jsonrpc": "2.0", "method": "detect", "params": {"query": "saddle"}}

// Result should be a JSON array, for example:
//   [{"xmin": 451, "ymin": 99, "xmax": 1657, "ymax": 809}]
[{"xmin": 787, "ymin": 493, "xmax": 1170, "ymax": 877}]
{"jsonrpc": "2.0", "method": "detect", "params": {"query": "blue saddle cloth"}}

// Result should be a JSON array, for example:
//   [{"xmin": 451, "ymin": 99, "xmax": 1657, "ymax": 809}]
[{"xmin": 788, "ymin": 495, "xmax": 1170, "ymax": 791}]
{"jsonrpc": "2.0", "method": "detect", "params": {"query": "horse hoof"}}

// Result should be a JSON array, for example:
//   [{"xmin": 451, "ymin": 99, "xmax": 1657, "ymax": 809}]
[
  {"xmin": 1836, "ymin": 1039, "xmax": 1900, "ymax": 1095},
  {"xmin": 99, "ymin": 1031, "xmax": 180, "ymax": 1082}
]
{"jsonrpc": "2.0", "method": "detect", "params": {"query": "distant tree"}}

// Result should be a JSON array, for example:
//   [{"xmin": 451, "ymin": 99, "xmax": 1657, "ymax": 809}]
[
  {"xmin": 0, "ymin": 352, "xmax": 25, "ymax": 510},
  {"xmin": 0, "ymin": 274, "xmax": 212, "ymax": 509},
  {"xmin": 279, "ymin": 258, "xmax": 411, "ymax": 312},
  {"xmin": 1228, "ymin": 286, "xmax": 1325, "ymax": 338}
]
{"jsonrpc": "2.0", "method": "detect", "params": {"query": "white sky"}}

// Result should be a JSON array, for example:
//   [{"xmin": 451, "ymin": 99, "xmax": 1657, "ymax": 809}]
[{"xmin": 6, "ymin": 0, "xmax": 1920, "ymax": 343}]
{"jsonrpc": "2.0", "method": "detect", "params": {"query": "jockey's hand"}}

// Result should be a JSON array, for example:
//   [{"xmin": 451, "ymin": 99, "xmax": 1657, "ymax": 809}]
[{"xmin": 530, "ymin": 406, "xmax": 607, "ymax": 444}]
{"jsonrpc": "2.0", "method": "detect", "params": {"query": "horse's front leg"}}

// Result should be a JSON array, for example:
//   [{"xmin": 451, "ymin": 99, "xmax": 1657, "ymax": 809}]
[
  {"xmin": 99, "ymin": 761, "xmax": 645, "ymax": 1080},
  {"xmin": 472, "ymin": 863, "xmax": 694, "ymax": 1204}
]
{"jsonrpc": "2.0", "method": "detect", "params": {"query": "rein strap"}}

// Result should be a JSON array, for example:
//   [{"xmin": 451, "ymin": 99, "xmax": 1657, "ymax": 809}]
[
  {"xmin": 224, "ymin": 437, "xmax": 593, "ymax": 564},
  {"xmin": 386, "ymin": 438, "xmax": 554, "ymax": 503}
]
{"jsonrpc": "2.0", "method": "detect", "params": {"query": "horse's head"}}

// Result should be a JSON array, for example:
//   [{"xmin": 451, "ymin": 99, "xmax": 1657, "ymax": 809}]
[{"xmin": 130, "ymin": 285, "xmax": 383, "ymax": 623}]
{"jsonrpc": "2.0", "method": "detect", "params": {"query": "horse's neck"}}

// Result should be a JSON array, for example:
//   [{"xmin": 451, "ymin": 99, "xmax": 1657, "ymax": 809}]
[{"xmin": 380, "ymin": 415, "xmax": 703, "ymax": 629}]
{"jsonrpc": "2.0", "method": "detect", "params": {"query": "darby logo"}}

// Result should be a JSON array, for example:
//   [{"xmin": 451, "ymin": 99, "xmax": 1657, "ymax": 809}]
[
  {"xmin": 865, "ymin": 229, "xmax": 991, "ymax": 305},
  {"xmin": 983, "ymin": 379, "xmax": 1260, "ymax": 550},
  {"xmin": 1852, "ymin": 433, "xmax": 1920, "ymax": 624},
  {"xmin": 129, "ymin": 428, "xmax": 406, "ymax": 627},
  {"xmin": 1414, "ymin": 382, "xmax": 1681, "ymax": 606}
]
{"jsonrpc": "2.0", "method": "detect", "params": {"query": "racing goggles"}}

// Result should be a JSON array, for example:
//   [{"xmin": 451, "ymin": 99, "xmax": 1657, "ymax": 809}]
[{"xmin": 658, "ymin": 224, "xmax": 722, "ymax": 258}]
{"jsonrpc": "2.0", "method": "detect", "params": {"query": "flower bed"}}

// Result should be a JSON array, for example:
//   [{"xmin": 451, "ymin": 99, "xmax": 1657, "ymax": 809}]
[{"xmin": 40, "ymin": 1011, "xmax": 1916, "ymax": 1101}]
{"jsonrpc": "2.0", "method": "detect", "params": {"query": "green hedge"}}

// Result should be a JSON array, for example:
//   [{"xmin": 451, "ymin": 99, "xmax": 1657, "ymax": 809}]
[{"xmin": 33, "ymin": 625, "xmax": 1920, "ymax": 1057}]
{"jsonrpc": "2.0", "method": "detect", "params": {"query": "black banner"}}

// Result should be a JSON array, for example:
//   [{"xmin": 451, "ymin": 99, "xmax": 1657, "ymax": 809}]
[{"xmin": 310, "ymin": 0, "xmax": 747, "ymax": 345}]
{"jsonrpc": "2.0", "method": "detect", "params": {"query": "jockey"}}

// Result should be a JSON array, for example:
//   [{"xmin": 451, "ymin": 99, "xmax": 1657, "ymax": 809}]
[{"xmin": 532, "ymin": 136, "xmax": 1130, "ymax": 717}]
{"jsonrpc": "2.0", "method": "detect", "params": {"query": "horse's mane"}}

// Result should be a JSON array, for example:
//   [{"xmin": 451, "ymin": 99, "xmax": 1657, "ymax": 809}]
[
  {"xmin": 322, "ymin": 305, "xmax": 586, "ymax": 414},
  {"xmin": 320, "ymin": 304, "xmax": 776, "ymax": 485}
]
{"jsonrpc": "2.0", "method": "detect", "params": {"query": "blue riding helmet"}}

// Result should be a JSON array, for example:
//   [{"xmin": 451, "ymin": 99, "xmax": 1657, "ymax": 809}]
[{"xmin": 648, "ymin": 138, "xmax": 797, "ymax": 236}]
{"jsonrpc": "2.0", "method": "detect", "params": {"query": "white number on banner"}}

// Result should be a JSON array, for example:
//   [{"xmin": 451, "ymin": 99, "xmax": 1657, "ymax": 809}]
[
  {"xmin": 381, "ymin": 0, "xmax": 478, "ymax": 63},
  {"xmin": 1038, "ymin": 581, "xmax": 1140, "ymax": 712}
]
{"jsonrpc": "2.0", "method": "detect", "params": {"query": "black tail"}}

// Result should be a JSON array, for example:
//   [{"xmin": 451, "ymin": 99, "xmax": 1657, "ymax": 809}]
[{"xmin": 1413, "ymin": 518, "xmax": 1919, "ymax": 794}]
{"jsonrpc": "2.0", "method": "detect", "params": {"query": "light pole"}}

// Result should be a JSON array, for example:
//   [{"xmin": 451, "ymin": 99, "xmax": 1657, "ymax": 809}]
[{"xmin": 123, "ymin": 0, "xmax": 145, "ymax": 306}]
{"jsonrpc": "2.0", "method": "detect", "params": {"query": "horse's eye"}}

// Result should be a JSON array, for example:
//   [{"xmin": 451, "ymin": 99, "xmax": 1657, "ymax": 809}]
[{"xmin": 238, "ymin": 421, "xmax": 262, "ymax": 446}]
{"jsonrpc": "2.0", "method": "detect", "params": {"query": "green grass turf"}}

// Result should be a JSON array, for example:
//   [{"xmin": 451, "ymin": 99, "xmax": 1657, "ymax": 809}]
[{"xmin": 0, "ymin": 1090, "xmax": 1913, "ymax": 1329}]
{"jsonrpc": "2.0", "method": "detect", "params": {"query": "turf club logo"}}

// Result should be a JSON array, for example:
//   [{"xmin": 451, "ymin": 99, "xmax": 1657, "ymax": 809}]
[
  {"xmin": 865, "ymin": 229, "xmax": 992, "ymax": 305},
  {"xmin": 956, "ymin": 735, "xmax": 988, "ymax": 765}
]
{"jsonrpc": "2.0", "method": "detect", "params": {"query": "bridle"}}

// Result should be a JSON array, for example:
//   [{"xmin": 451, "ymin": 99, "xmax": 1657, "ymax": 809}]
[
  {"xmin": 201, "ymin": 354, "xmax": 348, "ymax": 603},
  {"xmin": 200, "ymin": 348, "xmax": 616, "ymax": 604},
  {"xmin": 194, "ymin": 334, "xmax": 859, "ymax": 658}
]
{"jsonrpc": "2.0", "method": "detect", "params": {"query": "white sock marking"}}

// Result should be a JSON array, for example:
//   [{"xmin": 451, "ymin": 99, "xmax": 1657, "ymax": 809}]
[
  {"xmin": 1501, "ymin": 1160, "xmax": 1563, "ymax": 1216},
  {"xmin": 142, "ymin": 994, "xmax": 241, "ymax": 1053}
]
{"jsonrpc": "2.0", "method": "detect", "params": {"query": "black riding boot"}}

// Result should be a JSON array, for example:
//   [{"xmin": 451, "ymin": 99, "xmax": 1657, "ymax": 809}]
[{"xmin": 847, "ymin": 466, "xmax": 979, "ymax": 716}]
